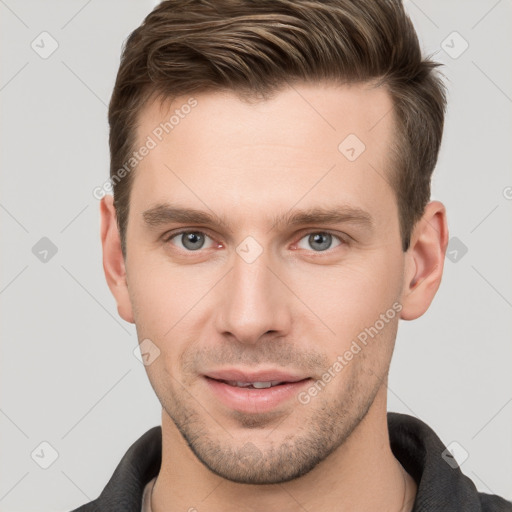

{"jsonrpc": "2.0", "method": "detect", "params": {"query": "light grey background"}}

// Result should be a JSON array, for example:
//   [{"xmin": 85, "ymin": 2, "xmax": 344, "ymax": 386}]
[{"xmin": 1, "ymin": 0, "xmax": 511, "ymax": 510}]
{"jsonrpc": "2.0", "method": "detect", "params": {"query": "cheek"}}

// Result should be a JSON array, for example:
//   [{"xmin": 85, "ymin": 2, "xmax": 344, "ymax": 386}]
[
  {"xmin": 128, "ymin": 254, "xmax": 210, "ymax": 336},
  {"xmin": 127, "ymin": 258, "xmax": 225, "ymax": 386},
  {"xmin": 288, "ymin": 254, "xmax": 402, "ymax": 346}
]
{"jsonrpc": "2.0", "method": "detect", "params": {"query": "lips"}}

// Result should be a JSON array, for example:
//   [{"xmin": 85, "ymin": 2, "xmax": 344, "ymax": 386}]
[
  {"xmin": 204, "ymin": 368, "xmax": 308, "ymax": 384},
  {"xmin": 222, "ymin": 380, "xmax": 285, "ymax": 389},
  {"xmin": 203, "ymin": 369, "xmax": 312, "ymax": 414}
]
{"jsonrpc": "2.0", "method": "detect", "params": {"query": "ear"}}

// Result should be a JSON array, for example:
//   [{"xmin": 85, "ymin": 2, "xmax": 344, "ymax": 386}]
[
  {"xmin": 400, "ymin": 200, "xmax": 449, "ymax": 321},
  {"xmin": 100, "ymin": 195, "xmax": 134, "ymax": 324}
]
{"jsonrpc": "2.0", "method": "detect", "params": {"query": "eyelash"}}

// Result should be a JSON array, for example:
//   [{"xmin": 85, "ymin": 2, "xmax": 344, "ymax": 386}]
[{"xmin": 162, "ymin": 229, "xmax": 349, "ymax": 254}]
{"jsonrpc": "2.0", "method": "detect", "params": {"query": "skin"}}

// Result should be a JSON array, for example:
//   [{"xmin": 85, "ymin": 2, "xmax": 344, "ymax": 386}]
[{"xmin": 101, "ymin": 81, "xmax": 448, "ymax": 512}]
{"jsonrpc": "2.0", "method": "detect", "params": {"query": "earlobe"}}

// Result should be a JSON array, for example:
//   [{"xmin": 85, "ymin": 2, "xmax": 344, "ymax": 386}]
[
  {"xmin": 400, "ymin": 201, "xmax": 449, "ymax": 321},
  {"xmin": 100, "ymin": 195, "xmax": 135, "ymax": 324}
]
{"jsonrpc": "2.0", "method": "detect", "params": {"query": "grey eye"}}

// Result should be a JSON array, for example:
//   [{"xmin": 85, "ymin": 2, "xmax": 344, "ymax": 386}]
[
  {"xmin": 182, "ymin": 232, "xmax": 205, "ymax": 250},
  {"xmin": 169, "ymin": 231, "xmax": 214, "ymax": 251},
  {"xmin": 297, "ymin": 232, "xmax": 342, "ymax": 252}
]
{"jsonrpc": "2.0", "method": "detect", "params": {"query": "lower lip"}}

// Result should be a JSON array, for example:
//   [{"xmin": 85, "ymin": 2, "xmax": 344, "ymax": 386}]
[{"xmin": 204, "ymin": 377, "xmax": 312, "ymax": 414}]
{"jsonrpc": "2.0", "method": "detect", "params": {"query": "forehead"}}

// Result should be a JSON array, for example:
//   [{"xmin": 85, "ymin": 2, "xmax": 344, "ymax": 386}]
[
  {"xmin": 130, "ymin": 81, "xmax": 397, "ymax": 229},
  {"xmin": 137, "ymin": 81, "xmax": 394, "ymax": 150}
]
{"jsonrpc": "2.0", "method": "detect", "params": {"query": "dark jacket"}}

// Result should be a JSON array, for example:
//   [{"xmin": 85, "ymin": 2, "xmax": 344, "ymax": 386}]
[{"xmin": 71, "ymin": 412, "xmax": 512, "ymax": 511}]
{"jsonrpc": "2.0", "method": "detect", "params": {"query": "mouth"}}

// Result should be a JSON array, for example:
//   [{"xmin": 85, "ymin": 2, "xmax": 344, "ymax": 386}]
[
  {"xmin": 204, "ymin": 368, "xmax": 310, "ymax": 385},
  {"xmin": 213, "ymin": 379, "xmax": 292, "ymax": 389},
  {"xmin": 202, "ymin": 370, "xmax": 312, "ymax": 414}
]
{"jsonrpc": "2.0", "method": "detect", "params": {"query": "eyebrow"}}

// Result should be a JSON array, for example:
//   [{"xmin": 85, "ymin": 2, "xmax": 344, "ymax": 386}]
[{"xmin": 142, "ymin": 203, "xmax": 374, "ymax": 232}]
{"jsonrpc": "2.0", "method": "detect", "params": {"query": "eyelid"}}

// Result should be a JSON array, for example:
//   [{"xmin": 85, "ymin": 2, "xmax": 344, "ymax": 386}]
[
  {"xmin": 293, "ymin": 228, "xmax": 350, "ymax": 243},
  {"xmin": 163, "ymin": 228, "xmax": 220, "ymax": 248},
  {"xmin": 291, "ymin": 229, "xmax": 350, "ymax": 252},
  {"xmin": 163, "ymin": 227, "xmax": 216, "ymax": 242}
]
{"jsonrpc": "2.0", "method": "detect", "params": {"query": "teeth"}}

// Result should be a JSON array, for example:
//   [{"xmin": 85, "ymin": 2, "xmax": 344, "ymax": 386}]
[
  {"xmin": 252, "ymin": 382, "xmax": 272, "ymax": 389},
  {"xmin": 225, "ymin": 380, "xmax": 284, "ymax": 388}
]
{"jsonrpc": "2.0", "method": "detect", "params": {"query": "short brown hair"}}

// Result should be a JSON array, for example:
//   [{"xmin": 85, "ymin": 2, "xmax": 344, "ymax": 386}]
[{"xmin": 108, "ymin": 0, "xmax": 447, "ymax": 258}]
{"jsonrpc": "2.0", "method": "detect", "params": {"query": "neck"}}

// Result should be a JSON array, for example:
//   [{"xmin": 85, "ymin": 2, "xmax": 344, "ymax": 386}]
[{"xmin": 151, "ymin": 386, "xmax": 417, "ymax": 512}]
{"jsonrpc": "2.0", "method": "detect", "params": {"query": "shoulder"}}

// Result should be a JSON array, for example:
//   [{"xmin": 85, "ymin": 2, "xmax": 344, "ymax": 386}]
[{"xmin": 479, "ymin": 492, "xmax": 512, "ymax": 512}]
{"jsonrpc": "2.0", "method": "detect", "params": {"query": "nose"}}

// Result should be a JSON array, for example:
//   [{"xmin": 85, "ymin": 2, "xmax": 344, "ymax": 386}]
[{"xmin": 214, "ymin": 248, "xmax": 292, "ymax": 345}]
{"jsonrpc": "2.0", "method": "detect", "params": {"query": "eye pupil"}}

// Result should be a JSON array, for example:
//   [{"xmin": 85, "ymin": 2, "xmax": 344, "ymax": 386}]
[
  {"xmin": 182, "ymin": 232, "xmax": 205, "ymax": 250},
  {"xmin": 309, "ymin": 232, "xmax": 332, "ymax": 251}
]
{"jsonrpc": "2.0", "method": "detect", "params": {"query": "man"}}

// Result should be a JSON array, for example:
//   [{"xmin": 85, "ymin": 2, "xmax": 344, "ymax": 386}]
[{"xmin": 73, "ymin": 0, "xmax": 512, "ymax": 510}]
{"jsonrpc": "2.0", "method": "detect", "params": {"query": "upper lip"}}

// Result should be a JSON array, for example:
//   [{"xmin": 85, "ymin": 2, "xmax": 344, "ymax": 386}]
[{"xmin": 204, "ymin": 369, "xmax": 310, "ymax": 383}]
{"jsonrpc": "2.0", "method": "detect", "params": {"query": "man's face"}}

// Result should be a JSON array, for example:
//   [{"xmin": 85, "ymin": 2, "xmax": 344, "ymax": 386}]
[{"xmin": 123, "ymin": 82, "xmax": 406, "ymax": 484}]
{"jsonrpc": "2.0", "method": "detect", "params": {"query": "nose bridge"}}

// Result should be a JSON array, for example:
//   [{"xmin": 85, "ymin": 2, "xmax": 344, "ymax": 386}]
[{"xmin": 216, "ymin": 244, "xmax": 290, "ymax": 343}]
